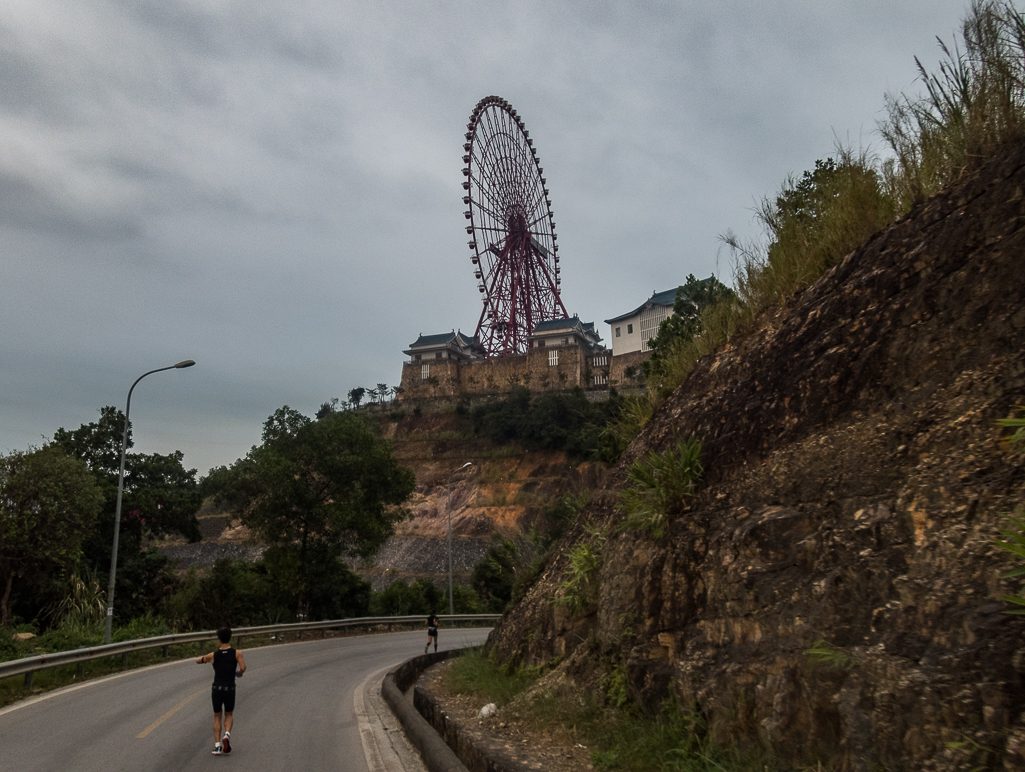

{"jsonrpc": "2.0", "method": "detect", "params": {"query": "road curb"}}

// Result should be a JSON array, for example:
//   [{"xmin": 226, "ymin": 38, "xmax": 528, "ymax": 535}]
[{"xmin": 381, "ymin": 651, "xmax": 469, "ymax": 772}]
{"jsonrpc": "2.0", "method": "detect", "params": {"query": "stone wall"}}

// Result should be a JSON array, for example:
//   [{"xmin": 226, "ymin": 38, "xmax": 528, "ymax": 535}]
[
  {"xmin": 398, "ymin": 345, "xmax": 612, "ymax": 401},
  {"xmin": 608, "ymin": 349, "xmax": 648, "ymax": 389}
]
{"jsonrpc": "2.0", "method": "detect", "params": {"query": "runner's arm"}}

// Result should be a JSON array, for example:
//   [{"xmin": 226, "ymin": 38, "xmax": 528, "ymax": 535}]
[
  {"xmin": 235, "ymin": 650, "xmax": 246, "ymax": 676},
  {"xmin": 195, "ymin": 651, "xmax": 214, "ymax": 665}
]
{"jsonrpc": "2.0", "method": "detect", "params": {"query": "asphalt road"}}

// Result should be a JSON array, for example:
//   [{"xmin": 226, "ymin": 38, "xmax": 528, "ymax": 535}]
[{"xmin": 0, "ymin": 627, "xmax": 490, "ymax": 772}]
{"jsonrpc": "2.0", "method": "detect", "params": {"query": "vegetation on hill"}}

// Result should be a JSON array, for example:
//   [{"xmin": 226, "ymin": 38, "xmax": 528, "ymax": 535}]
[
  {"xmin": 609, "ymin": 0, "xmax": 1025, "ymax": 453},
  {"xmin": 470, "ymin": 386, "xmax": 625, "ymax": 463}
]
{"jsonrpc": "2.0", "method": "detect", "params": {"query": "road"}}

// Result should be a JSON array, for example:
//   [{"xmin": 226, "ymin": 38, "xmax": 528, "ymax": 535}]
[{"xmin": 0, "ymin": 627, "xmax": 489, "ymax": 772}]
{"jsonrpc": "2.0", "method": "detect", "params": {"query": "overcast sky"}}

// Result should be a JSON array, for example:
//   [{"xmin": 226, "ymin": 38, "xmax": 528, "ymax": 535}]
[{"xmin": 1, "ymin": 0, "xmax": 971, "ymax": 476}]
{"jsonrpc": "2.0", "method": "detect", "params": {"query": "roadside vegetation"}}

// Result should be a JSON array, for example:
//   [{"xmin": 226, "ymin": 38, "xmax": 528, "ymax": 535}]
[
  {"xmin": 607, "ymin": 0, "xmax": 1025, "ymax": 454},
  {"xmin": 445, "ymin": 648, "xmax": 785, "ymax": 771},
  {"xmin": 1, "ymin": 403, "xmax": 434, "ymax": 671}
]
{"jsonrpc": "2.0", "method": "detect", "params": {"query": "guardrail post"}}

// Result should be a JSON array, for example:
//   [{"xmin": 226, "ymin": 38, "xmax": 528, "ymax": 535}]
[
  {"xmin": 121, "ymin": 653, "xmax": 129, "ymax": 668},
  {"xmin": 23, "ymin": 671, "xmax": 33, "ymax": 689},
  {"xmin": 161, "ymin": 645, "xmax": 169, "ymax": 658},
  {"xmin": 77, "ymin": 663, "xmax": 84, "ymax": 679}
]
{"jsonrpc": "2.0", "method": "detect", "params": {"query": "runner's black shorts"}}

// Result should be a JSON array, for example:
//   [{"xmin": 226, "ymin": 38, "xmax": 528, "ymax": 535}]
[
  {"xmin": 428, "ymin": 626, "xmax": 438, "ymax": 638},
  {"xmin": 212, "ymin": 684, "xmax": 236, "ymax": 713}
]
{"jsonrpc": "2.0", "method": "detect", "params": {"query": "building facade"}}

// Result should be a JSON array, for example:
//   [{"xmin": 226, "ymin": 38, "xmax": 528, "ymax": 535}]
[
  {"xmin": 603, "ymin": 288, "xmax": 677, "ymax": 357},
  {"xmin": 398, "ymin": 317, "xmax": 611, "ymax": 400}
]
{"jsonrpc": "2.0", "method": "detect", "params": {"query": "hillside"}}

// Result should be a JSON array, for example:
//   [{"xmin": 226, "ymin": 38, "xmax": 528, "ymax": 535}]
[
  {"xmin": 365, "ymin": 411, "xmax": 604, "ymax": 590},
  {"xmin": 486, "ymin": 141, "xmax": 1025, "ymax": 769}
]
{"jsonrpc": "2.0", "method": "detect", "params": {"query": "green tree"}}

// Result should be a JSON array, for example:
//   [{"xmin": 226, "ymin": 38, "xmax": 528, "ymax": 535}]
[
  {"xmin": 348, "ymin": 387, "xmax": 366, "ymax": 410},
  {"xmin": 471, "ymin": 538, "xmax": 519, "ymax": 613},
  {"xmin": 52, "ymin": 406, "xmax": 202, "ymax": 623},
  {"xmin": 643, "ymin": 274, "xmax": 735, "ymax": 379},
  {"xmin": 205, "ymin": 406, "xmax": 415, "ymax": 618},
  {"xmin": 0, "ymin": 446, "xmax": 104, "ymax": 626}
]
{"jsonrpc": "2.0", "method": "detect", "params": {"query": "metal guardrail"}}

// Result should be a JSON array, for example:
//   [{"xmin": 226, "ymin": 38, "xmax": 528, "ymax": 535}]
[{"xmin": 1, "ymin": 614, "xmax": 499, "ymax": 688}]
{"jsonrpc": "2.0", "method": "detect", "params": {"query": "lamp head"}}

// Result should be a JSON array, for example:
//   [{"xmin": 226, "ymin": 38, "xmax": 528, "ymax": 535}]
[{"xmin": 174, "ymin": 360, "xmax": 196, "ymax": 369}]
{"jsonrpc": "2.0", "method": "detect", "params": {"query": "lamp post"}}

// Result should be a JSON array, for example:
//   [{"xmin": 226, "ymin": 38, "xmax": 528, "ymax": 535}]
[
  {"xmin": 103, "ymin": 359, "xmax": 195, "ymax": 644},
  {"xmin": 447, "ymin": 461, "xmax": 474, "ymax": 615}
]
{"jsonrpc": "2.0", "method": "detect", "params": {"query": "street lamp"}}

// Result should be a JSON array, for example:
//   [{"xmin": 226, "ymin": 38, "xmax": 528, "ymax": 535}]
[
  {"xmin": 447, "ymin": 461, "xmax": 474, "ymax": 616},
  {"xmin": 103, "ymin": 359, "xmax": 195, "ymax": 644}
]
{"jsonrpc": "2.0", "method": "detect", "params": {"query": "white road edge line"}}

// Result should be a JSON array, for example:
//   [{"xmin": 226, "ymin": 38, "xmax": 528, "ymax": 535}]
[{"xmin": 355, "ymin": 664, "xmax": 394, "ymax": 772}]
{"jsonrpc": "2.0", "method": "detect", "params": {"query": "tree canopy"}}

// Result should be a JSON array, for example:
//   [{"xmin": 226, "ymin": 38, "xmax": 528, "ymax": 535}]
[
  {"xmin": 643, "ymin": 275, "xmax": 735, "ymax": 372},
  {"xmin": 204, "ymin": 406, "xmax": 415, "ymax": 615},
  {"xmin": 52, "ymin": 406, "xmax": 202, "ymax": 623},
  {"xmin": 0, "ymin": 446, "xmax": 104, "ymax": 626}
]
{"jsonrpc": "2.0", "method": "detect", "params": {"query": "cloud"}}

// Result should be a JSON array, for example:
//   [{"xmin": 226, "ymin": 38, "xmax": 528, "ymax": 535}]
[{"xmin": 0, "ymin": 0, "xmax": 972, "ymax": 474}]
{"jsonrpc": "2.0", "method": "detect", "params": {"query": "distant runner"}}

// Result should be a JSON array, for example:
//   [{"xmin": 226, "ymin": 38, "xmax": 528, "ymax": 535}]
[
  {"xmin": 196, "ymin": 626, "xmax": 246, "ymax": 755},
  {"xmin": 425, "ymin": 611, "xmax": 439, "ymax": 654}
]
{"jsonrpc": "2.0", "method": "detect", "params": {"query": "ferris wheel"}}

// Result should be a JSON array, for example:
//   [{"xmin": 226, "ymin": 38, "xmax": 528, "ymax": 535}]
[{"xmin": 462, "ymin": 96, "xmax": 568, "ymax": 357}]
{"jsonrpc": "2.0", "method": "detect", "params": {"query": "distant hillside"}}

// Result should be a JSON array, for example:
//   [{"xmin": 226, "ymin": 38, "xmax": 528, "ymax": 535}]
[
  {"xmin": 487, "ymin": 140, "xmax": 1025, "ymax": 769},
  {"xmin": 364, "ymin": 411, "xmax": 605, "ymax": 590},
  {"xmin": 163, "ymin": 410, "xmax": 606, "ymax": 591}
]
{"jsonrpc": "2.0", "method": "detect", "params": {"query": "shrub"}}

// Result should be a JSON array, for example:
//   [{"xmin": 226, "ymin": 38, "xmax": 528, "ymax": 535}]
[
  {"xmin": 620, "ymin": 438, "xmax": 703, "ymax": 538},
  {"xmin": 555, "ymin": 526, "xmax": 607, "ymax": 615}
]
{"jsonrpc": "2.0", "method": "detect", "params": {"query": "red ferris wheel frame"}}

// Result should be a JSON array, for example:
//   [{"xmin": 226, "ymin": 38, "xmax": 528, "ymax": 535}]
[{"xmin": 462, "ymin": 96, "xmax": 568, "ymax": 357}]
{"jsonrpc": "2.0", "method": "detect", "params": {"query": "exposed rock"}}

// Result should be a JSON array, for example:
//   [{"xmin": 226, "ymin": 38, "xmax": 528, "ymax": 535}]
[
  {"xmin": 488, "ymin": 141, "xmax": 1025, "ymax": 770},
  {"xmin": 159, "ymin": 541, "xmax": 264, "ymax": 570}
]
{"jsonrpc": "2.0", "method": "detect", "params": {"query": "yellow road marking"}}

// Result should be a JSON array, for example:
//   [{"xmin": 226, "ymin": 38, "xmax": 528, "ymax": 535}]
[{"xmin": 137, "ymin": 688, "xmax": 206, "ymax": 738}]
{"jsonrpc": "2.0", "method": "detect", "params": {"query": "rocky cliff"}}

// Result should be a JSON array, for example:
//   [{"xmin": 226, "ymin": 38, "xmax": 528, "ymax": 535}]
[{"xmin": 486, "ymin": 142, "xmax": 1025, "ymax": 770}]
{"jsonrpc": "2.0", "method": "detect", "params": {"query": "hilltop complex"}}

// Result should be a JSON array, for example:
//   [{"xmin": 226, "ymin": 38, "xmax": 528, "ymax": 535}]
[{"xmin": 396, "ymin": 286, "xmax": 689, "ymax": 401}]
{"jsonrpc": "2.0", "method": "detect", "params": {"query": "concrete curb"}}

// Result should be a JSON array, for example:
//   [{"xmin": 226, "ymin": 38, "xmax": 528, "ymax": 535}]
[{"xmin": 381, "ymin": 650, "xmax": 470, "ymax": 772}]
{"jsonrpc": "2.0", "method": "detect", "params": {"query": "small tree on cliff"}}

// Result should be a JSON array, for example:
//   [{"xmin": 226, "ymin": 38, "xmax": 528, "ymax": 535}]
[
  {"xmin": 348, "ymin": 387, "xmax": 366, "ymax": 410},
  {"xmin": 204, "ymin": 407, "xmax": 415, "ymax": 618}
]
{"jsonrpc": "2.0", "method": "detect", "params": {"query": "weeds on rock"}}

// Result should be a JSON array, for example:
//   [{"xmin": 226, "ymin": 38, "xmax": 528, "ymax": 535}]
[
  {"xmin": 554, "ymin": 525, "xmax": 607, "ymax": 615},
  {"xmin": 996, "ymin": 407, "xmax": 1025, "ymax": 613},
  {"xmin": 620, "ymin": 438, "xmax": 703, "ymax": 538},
  {"xmin": 997, "ymin": 405, "xmax": 1025, "ymax": 451},
  {"xmin": 805, "ymin": 640, "xmax": 857, "ymax": 671}
]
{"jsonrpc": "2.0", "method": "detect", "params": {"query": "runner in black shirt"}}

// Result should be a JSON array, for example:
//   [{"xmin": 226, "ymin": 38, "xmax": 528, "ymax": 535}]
[
  {"xmin": 196, "ymin": 626, "xmax": 246, "ymax": 755},
  {"xmin": 425, "ymin": 611, "xmax": 439, "ymax": 654}
]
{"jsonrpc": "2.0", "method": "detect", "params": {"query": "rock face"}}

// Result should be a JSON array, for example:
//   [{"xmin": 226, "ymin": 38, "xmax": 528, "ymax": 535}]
[{"xmin": 487, "ymin": 142, "xmax": 1025, "ymax": 770}]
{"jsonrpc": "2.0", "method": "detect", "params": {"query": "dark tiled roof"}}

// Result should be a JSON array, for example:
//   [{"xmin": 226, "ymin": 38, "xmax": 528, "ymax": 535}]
[
  {"xmin": 407, "ymin": 331, "xmax": 457, "ymax": 349},
  {"xmin": 532, "ymin": 316, "xmax": 581, "ymax": 334},
  {"xmin": 405, "ymin": 330, "xmax": 483, "ymax": 355},
  {"xmin": 604, "ymin": 287, "xmax": 679, "ymax": 324}
]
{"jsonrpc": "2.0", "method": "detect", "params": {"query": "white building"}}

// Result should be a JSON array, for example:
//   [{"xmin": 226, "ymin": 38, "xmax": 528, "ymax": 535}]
[{"xmin": 603, "ymin": 288, "xmax": 677, "ymax": 357}]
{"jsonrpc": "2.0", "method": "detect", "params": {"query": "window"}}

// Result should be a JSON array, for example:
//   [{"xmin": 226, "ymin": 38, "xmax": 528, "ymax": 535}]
[
  {"xmin": 435, "ymin": 352, "xmax": 443, "ymax": 359},
  {"xmin": 593, "ymin": 374, "xmax": 608, "ymax": 386},
  {"xmin": 548, "ymin": 349, "xmax": 559, "ymax": 367},
  {"xmin": 537, "ymin": 339, "xmax": 546, "ymax": 348},
  {"xmin": 627, "ymin": 324, "xmax": 633, "ymax": 334},
  {"xmin": 593, "ymin": 355, "xmax": 608, "ymax": 367},
  {"xmin": 421, "ymin": 364, "xmax": 430, "ymax": 380},
  {"xmin": 615, "ymin": 327, "xmax": 621, "ymax": 337},
  {"xmin": 414, "ymin": 354, "xmax": 421, "ymax": 362}
]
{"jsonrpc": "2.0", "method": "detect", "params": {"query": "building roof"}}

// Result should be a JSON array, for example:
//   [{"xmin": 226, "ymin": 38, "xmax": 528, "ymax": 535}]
[
  {"xmin": 528, "ymin": 316, "xmax": 604, "ymax": 348},
  {"xmin": 604, "ymin": 288, "xmax": 678, "ymax": 324},
  {"xmin": 532, "ymin": 316, "xmax": 585, "ymax": 334},
  {"xmin": 405, "ymin": 330, "xmax": 481, "ymax": 354}
]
